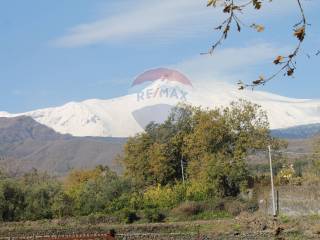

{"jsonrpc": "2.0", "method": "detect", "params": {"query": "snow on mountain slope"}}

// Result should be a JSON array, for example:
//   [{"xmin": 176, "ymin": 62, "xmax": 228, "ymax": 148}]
[
  {"xmin": 2, "ymin": 79, "xmax": 320, "ymax": 137},
  {"xmin": 0, "ymin": 111, "xmax": 10, "ymax": 117},
  {"xmin": 191, "ymin": 82, "xmax": 320, "ymax": 130}
]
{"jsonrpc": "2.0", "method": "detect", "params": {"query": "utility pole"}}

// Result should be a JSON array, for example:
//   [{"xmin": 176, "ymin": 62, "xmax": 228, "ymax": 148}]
[
  {"xmin": 180, "ymin": 157, "xmax": 185, "ymax": 184},
  {"xmin": 276, "ymin": 190, "xmax": 280, "ymax": 216},
  {"xmin": 268, "ymin": 145, "xmax": 276, "ymax": 217}
]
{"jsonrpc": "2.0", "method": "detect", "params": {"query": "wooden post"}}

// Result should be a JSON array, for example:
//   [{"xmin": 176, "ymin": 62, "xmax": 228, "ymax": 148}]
[
  {"xmin": 276, "ymin": 190, "xmax": 280, "ymax": 216},
  {"xmin": 180, "ymin": 157, "xmax": 185, "ymax": 184},
  {"xmin": 268, "ymin": 145, "xmax": 276, "ymax": 217}
]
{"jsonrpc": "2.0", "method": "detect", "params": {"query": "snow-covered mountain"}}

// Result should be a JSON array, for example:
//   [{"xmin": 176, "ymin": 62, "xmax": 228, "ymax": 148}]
[{"xmin": 2, "ymin": 77, "xmax": 320, "ymax": 137}]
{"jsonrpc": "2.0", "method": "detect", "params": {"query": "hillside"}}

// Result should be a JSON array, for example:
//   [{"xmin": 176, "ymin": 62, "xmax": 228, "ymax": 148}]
[
  {"xmin": 0, "ymin": 116, "xmax": 126, "ymax": 175},
  {"xmin": 0, "ymin": 116, "xmax": 318, "ymax": 176},
  {"xmin": 272, "ymin": 123, "xmax": 320, "ymax": 139}
]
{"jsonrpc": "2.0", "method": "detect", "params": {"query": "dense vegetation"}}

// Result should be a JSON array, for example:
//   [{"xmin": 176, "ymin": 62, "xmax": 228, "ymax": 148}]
[{"xmin": 0, "ymin": 100, "xmax": 296, "ymax": 223}]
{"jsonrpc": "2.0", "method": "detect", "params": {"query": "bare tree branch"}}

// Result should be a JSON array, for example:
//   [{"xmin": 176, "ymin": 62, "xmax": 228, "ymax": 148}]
[{"xmin": 205, "ymin": 0, "xmax": 309, "ymax": 89}]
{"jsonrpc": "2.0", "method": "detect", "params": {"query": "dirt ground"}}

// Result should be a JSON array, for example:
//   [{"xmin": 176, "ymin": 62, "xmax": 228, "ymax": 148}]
[{"xmin": 1, "ymin": 212, "xmax": 320, "ymax": 239}]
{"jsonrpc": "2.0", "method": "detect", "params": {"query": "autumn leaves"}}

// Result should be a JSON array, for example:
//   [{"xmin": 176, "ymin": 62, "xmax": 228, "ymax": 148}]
[{"xmin": 206, "ymin": 0, "xmax": 308, "ymax": 89}]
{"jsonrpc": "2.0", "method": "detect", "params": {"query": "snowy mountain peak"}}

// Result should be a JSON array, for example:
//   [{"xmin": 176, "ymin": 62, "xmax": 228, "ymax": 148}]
[{"xmin": 1, "ymin": 69, "xmax": 320, "ymax": 137}]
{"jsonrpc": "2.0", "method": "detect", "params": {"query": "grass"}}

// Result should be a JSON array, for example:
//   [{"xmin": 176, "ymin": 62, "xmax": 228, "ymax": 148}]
[
  {"xmin": 279, "ymin": 214, "xmax": 291, "ymax": 223},
  {"xmin": 2, "ymin": 208, "xmax": 320, "ymax": 238},
  {"xmin": 1, "ymin": 215, "xmax": 320, "ymax": 239},
  {"xmin": 190, "ymin": 210, "xmax": 231, "ymax": 221},
  {"xmin": 167, "ymin": 207, "xmax": 232, "ymax": 222}
]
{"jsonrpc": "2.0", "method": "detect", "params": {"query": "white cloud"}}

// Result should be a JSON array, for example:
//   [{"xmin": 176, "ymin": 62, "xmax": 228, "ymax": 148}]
[
  {"xmin": 53, "ymin": 0, "xmax": 297, "ymax": 47},
  {"xmin": 172, "ymin": 43, "xmax": 290, "ymax": 86},
  {"xmin": 54, "ymin": 0, "xmax": 213, "ymax": 47}
]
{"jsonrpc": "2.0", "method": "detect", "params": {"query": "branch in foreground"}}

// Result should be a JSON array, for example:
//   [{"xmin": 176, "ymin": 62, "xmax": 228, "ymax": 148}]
[
  {"xmin": 205, "ymin": 0, "xmax": 308, "ymax": 89},
  {"xmin": 239, "ymin": 0, "xmax": 307, "ymax": 89}
]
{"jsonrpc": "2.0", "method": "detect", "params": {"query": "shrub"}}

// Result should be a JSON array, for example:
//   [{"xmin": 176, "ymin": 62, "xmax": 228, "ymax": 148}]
[
  {"xmin": 107, "ymin": 193, "xmax": 131, "ymax": 213},
  {"xmin": 223, "ymin": 199, "xmax": 246, "ymax": 216},
  {"xmin": 143, "ymin": 184, "xmax": 179, "ymax": 209},
  {"xmin": 277, "ymin": 164, "xmax": 296, "ymax": 185},
  {"xmin": 143, "ymin": 208, "xmax": 166, "ymax": 223},
  {"xmin": 124, "ymin": 211, "xmax": 139, "ymax": 224},
  {"xmin": 222, "ymin": 198, "xmax": 259, "ymax": 216},
  {"xmin": 293, "ymin": 159, "xmax": 309, "ymax": 177},
  {"xmin": 117, "ymin": 208, "xmax": 139, "ymax": 224},
  {"xmin": 185, "ymin": 181, "xmax": 209, "ymax": 201},
  {"xmin": 172, "ymin": 201, "xmax": 205, "ymax": 217},
  {"xmin": 52, "ymin": 192, "xmax": 74, "ymax": 218},
  {"xmin": 245, "ymin": 200, "xmax": 259, "ymax": 213}
]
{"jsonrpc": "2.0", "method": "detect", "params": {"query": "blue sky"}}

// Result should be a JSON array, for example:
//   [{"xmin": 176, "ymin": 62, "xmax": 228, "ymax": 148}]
[{"xmin": 0, "ymin": 0, "xmax": 319, "ymax": 113}]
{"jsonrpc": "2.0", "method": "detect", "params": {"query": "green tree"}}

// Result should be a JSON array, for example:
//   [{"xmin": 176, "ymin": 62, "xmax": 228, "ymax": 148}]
[
  {"xmin": 122, "ymin": 133, "xmax": 155, "ymax": 187},
  {"xmin": 121, "ymin": 100, "xmax": 284, "ymax": 197},
  {"xmin": 0, "ymin": 179, "xmax": 25, "ymax": 221},
  {"xmin": 22, "ymin": 171, "xmax": 62, "ymax": 220},
  {"xmin": 122, "ymin": 104, "xmax": 194, "ymax": 187},
  {"xmin": 24, "ymin": 182, "xmax": 61, "ymax": 220},
  {"xmin": 184, "ymin": 100, "xmax": 283, "ymax": 196},
  {"xmin": 51, "ymin": 191, "xmax": 74, "ymax": 218},
  {"xmin": 67, "ymin": 166, "xmax": 131, "ymax": 215}
]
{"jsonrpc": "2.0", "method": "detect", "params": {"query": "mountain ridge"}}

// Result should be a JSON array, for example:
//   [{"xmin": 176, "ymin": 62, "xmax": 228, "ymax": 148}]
[
  {"xmin": 1, "ymin": 115, "xmax": 319, "ymax": 176},
  {"xmin": 1, "ymin": 81, "xmax": 320, "ymax": 137},
  {"xmin": 272, "ymin": 123, "xmax": 320, "ymax": 139}
]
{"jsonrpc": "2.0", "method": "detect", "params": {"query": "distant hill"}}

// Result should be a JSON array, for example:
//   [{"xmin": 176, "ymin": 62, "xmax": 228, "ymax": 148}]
[
  {"xmin": 272, "ymin": 123, "xmax": 320, "ymax": 139},
  {"xmin": 2, "ymin": 116, "xmax": 320, "ymax": 176},
  {"xmin": 0, "ymin": 116, "xmax": 126, "ymax": 176}
]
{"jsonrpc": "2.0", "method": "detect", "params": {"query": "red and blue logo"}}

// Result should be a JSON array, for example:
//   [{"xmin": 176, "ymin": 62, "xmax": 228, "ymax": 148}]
[
  {"xmin": 132, "ymin": 68, "xmax": 192, "ymax": 87},
  {"xmin": 131, "ymin": 68, "xmax": 192, "ymax": 102},
  {"xmin": 131, "ymin": 68, "xmax": 193, "ymax": 129}
]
